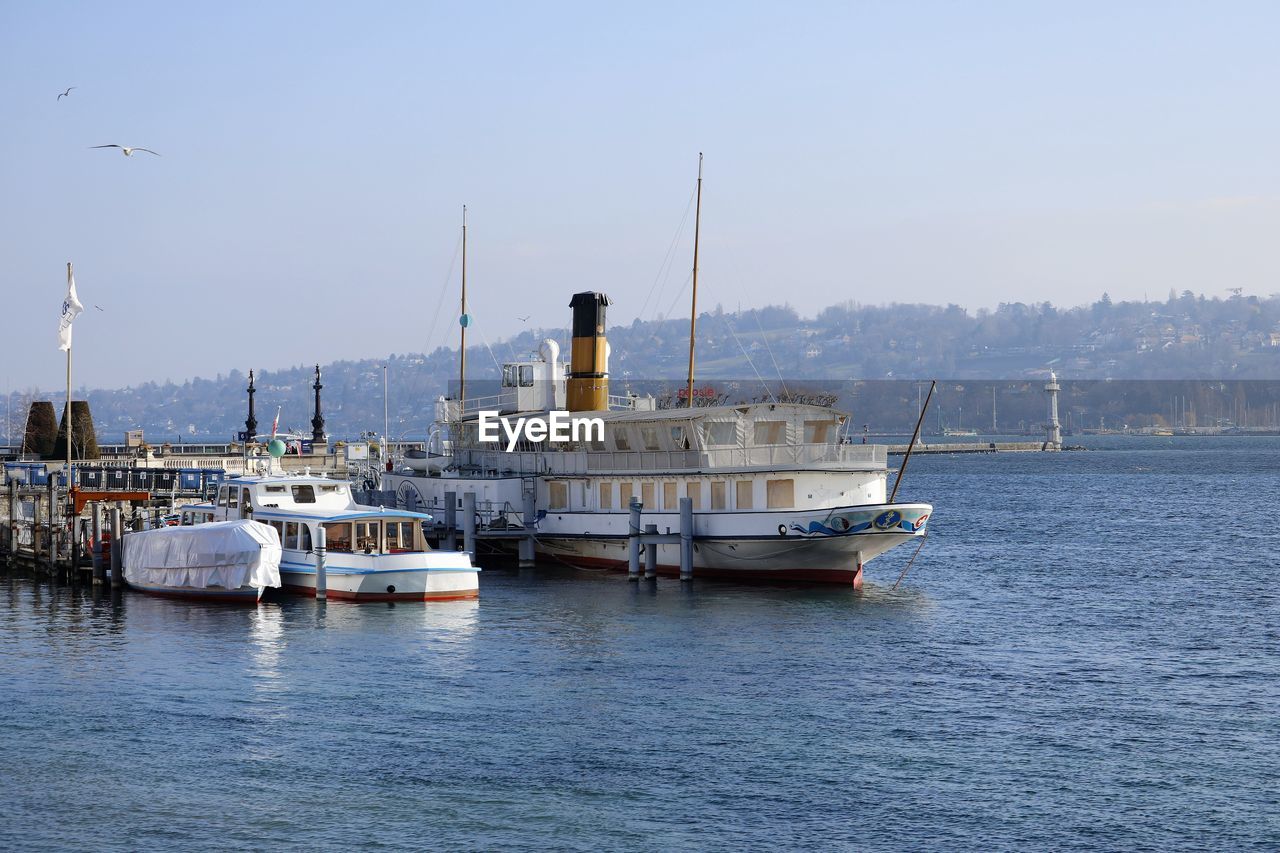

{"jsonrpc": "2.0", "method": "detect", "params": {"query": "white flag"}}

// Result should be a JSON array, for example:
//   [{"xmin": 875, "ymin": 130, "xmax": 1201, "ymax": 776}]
[{"xmin": 58, "ymin": 270, "xmax": 84, "ymax": 352}]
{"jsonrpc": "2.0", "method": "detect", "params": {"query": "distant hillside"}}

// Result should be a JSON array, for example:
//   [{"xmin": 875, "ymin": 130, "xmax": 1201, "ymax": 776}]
[{"xmin": 6, "ymin": 291, "xmax": 1280, "ymax": 442}]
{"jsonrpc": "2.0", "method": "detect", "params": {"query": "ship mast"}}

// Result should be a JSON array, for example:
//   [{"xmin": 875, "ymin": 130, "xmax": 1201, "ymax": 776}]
[
  {"xmin": 685, "ymin": 153, "xmax": 703, "ymax": 408},
  {"xmin": 459, "ymin": 205, "xmax": 468, "ymax": 411}
]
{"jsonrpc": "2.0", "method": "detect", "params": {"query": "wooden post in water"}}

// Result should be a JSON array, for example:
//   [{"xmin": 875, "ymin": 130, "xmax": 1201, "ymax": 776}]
[
  {"xmin": 679, "ymin": 497, "xmax": 693, "ymax": 582},
  {"xmin": 314, "ymin": 525, "xmax": 327, "ymax": 601},
  {"xmin": 46, "ymin": 476, "xmax": 58, "ymax": 577},
  {"xmin": 7, "ymin": 479, "xmax": 16, "ymax": 562},
  {"xmin": 109, "ymin": 506, "xmax": 123, "ymax": 588},
  {"xmin": 444, "ymin": 491, "xmax": 457, "ymax": 551},
  {"xmin": 644, "ymin": 523, "xmax": 658, "ymax": 580},
  {"xmin": 462, "ymin": 492, "xmax": 476, "ymax": 557},
  {"xmin": 627, "ymin": 498, "xmax": 642, "ymax": 581},
  {"xmin": 519, "ymin": 489, "xmax": 536, "ymax": 567},
  {"xmin": 91, "ymin": 504, "xmax": 104, "ymax": 584},
  {"xmin": 70, "ymin": 517, "xmax": 81, "ymax": 580}
]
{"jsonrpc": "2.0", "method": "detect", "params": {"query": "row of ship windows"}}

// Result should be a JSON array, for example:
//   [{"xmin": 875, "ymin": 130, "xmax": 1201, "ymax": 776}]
[
  {"xmin": 471, "ymin": 419, "xmax": 837, "ymax": 452},
  {"xmin": 547, "ymin": 478, "xmax": 796, "ymax": 512},
  {"xmin": 182, "ymin": 511, "xmax": 423, "ymax": 554}
]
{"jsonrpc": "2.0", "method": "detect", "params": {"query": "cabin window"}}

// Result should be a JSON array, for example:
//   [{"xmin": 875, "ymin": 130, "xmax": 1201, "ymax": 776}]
[
  {"xmin": 217, "ymin": 487, "xmax": 228, "ymax": 508},
  {"xmin": 589, "ymin": 436, "xmax": 607, "ymax": 452},
  {"xmin": 619, "ymin": 481, "xmax": 635, "ymax": 506},
  {"xmin": 241, "ymin": 488, "xmax": 252, "ymax": 514},
  {"xmin": 736, "ymin": 480, "xmax": 754, "ymax": 509},
  {"xmin": 687, "ymin": 481, "xmax": 702, "ymax": 510},
  {"xmin": 299, "ymin": 524, "xmax": 312, "ymax": 551},
  {"xmin": 599, "ymin": 482, "xmax": 613, "ymax": 510},
  {"xmin": 612, "ymin": 427, "xmax": 631, "ymax": 451},
  {"xmin": 711, "ymin": 481, "xmax": 727, "ymax": 510},
  {"xmin": 640, "ymin": 426, "xmax": 661, "ymax": 451},
  {"xmin": 804, "ymin": 420, "xmax": 833, "ymax": 444},
  {"xmin": 355, "ymin": 522, "xmax": 379, "ymax": 553},
  {"xmin": 268, "ymin": 520, "xmax": 284, "ymax": 541},
  {"xmin": 641, "ymin": 482, "xmax": 654, "ymax": 508},
  {"xmin": 284, "ymin": 522, "xmax": 299, "ymax": 548},
  {"xmin": 323, "ymin": 522, "xmax": 352, "ymax": 553},
  {"xmin": 766, "ymin": 478, "xmax": 795, "ymax": 509},
  {"xmin": 662, "ymin": 482, "xmax": 677, "ymax": 509},
  {"xmin": 502, "ymin": 364, "xmax": 518, "ymax": 388},
  {"xmin": 386, "ymin": 521, "xmax": 417, "ymax": 552},
  {"xmin": 704, "ymin": 421, "xmax": 736, "ymax": 446},
  {"xmin": 519, "ymin": 364, "xmax": 534, "ymax": 387},
  {"xmin": 227, "ymin": 487, "xmax": 239, "ymax": 509},
  {"xmin": 754, "ymin": 420, "xmax": 786, "ymax": 445},
  {"xmin": 265, "ymin": 485, "xmax": 286, "ymax": 494},
  {"xmin": 670, "ymin": 425, "xmax": 690, "ymax": 450},
  {"xmin": 549, "ymin": 481, "xmax": 568, "ymax": 510},
  {"xmin": 292, "ymin": 485, "xmax": 316, "ymax": 503},
  {"xmin": 320, "ymin": 484, "xmax": 341, "ymax": 494}
]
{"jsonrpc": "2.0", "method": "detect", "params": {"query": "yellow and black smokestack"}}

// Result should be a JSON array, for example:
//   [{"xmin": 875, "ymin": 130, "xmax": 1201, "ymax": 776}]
[{"xmin": 567, "ymin": 291, "xmax": 610, "ymax": 412}]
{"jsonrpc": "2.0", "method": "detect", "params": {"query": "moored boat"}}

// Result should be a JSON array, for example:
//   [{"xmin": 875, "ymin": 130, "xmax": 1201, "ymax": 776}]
[
  {"xmin": 181, "ymin": 471, "xmax": 478, "ymax": 602},
  {"xmin": 122, "ymin": 519, "xmax": 282, "ymax": 602}
]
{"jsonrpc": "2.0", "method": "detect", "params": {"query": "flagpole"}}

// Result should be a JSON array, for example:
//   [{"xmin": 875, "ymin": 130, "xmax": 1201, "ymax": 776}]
[{"xmin": 65, "ymin": 262, "xmax": 74, "ymax": 484}]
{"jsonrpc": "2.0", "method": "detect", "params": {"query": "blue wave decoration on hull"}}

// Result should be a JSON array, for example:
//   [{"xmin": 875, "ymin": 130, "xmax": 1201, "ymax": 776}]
[{"xmin": 788, "ymin": 509, "xmax": 929, "ymax": 538}]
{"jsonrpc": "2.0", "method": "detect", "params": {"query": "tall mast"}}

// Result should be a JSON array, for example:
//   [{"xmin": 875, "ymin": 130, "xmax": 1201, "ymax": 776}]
[
  {"xmin": 685, "ymin": 153, "xmax": 703, "ymax": 408},
  {"xmin": 459, "ymin": 205, "xmax": 468, "ymax": 411},
  {"xmin": 65, "ymin": 262, "xmax": 73, "ymax": 478}
]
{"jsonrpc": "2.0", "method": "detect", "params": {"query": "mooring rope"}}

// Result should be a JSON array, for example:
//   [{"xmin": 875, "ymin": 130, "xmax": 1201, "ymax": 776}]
[{"xmin": 892, "ymin": 529, "xmax": 929, "ymax": 591}]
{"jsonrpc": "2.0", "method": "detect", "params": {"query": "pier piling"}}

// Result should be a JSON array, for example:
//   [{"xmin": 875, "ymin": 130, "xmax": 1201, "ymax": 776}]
[
  {"xmin": 679, "ymin": 497, "xmax": 693, "ymax": 582},
  {"xmin": 315, "ymin": 525, "xmax": 327, "ymax": 601},
  {"xmin": 462, "ymin": 492, "xmax": 476, "ymax": 557},
  {"xmin": 91, "ymin": 505, "xmax": 105, "ymax": 584},
  {"xmin": 519, "ymin": 489, "xmax": 537, "ymax": 567},
  {"xmin": 627, "ymin": 499, "xmax": 641, "ymax": 581},
  {"xmin": 443, "ymin": 491, "xmax": 457, "ymax": 551},
  {"xmin": 109, "ymin": 507, "xmax": 123, "ymax": 588},
  {"xmin": 6, "ymin": 480, "xmax": 15, "ymax": 560},
  {"xmin": 644, "ymin": 523, "xmax": 658, "ymax": 580}
]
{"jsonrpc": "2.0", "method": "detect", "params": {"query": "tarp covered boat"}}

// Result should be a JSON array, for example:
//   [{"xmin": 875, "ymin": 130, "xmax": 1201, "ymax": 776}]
[{"xmin": 122, "ymin": 519, "xmax": 282, "ymax": 602}]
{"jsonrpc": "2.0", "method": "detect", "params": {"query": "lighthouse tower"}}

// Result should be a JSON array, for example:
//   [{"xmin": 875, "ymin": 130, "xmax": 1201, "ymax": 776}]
[{"xmin": 1044, "ymin": 370, "xmax": 1062, "ymax": 450}]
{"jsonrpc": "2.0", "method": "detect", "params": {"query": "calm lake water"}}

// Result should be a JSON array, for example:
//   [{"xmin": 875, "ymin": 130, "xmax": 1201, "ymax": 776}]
[{"xmin": 2, "ymin": 436, "xmax": 1278, "ymax": 850}]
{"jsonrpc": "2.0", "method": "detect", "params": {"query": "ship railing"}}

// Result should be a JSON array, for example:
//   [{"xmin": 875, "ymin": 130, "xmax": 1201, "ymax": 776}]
[{"xmin": 453, "ymin": 442, "xmax": 886, "ymax": 475}]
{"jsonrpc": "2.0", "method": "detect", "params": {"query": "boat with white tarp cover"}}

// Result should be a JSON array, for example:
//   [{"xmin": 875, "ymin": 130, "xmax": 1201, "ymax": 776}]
[{"xmin": 122, "ymin": 519, "xmax": 282, "ymax": 602}]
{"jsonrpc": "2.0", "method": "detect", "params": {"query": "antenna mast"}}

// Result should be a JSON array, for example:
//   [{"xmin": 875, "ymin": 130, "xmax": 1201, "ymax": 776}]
[
  {"xmin": 459, "ymin": 205, "xmax": 468, "ymax": 411},
  {"xmin": 685, "ymin": 153, "xmax": 703, "ymax": 408}
]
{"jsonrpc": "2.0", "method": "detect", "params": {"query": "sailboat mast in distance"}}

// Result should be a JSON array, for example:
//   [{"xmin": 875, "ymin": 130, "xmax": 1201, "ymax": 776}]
[
  {"xmin": 685, "ymin": 153, "xmax": 703, "ymax": 408},
  {"xmin": 459, "ymin": 205, "xmax": 468, "ymax": 410}
]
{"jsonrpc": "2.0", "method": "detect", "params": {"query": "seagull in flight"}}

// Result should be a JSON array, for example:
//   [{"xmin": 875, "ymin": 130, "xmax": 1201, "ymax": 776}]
[
  {"xmin": 90, "ymin": 144, "xmax": 161, "ymax": 157},
  {"xmin": 57, "ymin": 87, "xmax": 76, "ymax": 101},
  {"xmin": 517, "ymin": 315, "xmax": 530, "ymax": 322},
  {"xmin": 94, "ymin": 305, "xmax": 105, "ymax": 311}
]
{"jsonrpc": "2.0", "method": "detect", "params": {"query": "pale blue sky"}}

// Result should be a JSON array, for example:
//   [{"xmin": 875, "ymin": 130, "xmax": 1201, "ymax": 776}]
[{"xmin": 3, "ymin": 1, "xmax": 1278, "ymax": 388}]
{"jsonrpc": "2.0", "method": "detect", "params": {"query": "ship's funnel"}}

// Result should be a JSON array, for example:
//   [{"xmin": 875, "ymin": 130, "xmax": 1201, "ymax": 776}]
[{"xmin": 567, "ymin": 291, "xmax": 610, "ymax": 412}]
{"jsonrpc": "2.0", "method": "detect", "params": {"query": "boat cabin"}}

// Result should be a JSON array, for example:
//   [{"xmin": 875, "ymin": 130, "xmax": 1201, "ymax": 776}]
[{"xmin": 182, "ymin": 476, "xmax": 436, "ymax": 555}]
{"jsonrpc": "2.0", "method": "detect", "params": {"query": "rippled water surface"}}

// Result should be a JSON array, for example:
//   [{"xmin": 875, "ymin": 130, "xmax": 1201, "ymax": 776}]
[{"xmin": 2, "ymin": 436, "xmax": 1278, "ymax": 850}]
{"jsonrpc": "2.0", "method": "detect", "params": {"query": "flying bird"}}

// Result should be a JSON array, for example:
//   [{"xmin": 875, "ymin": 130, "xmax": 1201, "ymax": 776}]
[
  {"xmin": 517, "ymin": 315, "xmax": 530, "ymax": 322},
  {"xmin": 94, "ymin": 305, "xmax": 105, "ymax": 311},
  {"xmin": 57, "ymin": 87, "xmax": 76, "ymax": 101},
  {"xmin": 90, "ymin": 144, "xmax": 161, "ymax": 157}
]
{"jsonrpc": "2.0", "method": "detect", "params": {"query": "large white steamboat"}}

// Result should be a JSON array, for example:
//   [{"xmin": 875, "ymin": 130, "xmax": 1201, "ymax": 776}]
[{"xmin": 384, "ymin": 292, "xmax": 932, "ymax": 586}]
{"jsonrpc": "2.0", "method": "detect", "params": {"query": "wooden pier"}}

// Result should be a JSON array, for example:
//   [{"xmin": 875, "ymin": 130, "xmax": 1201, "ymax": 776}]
[{"xmin": 887, "ymin": 440, "xmax": 1058, "ymax": 455}]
